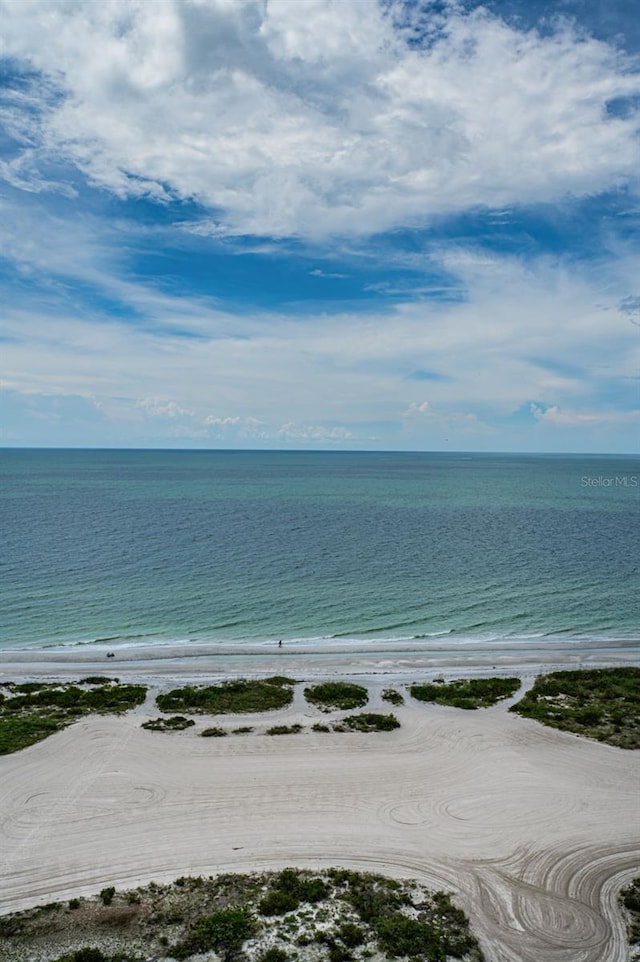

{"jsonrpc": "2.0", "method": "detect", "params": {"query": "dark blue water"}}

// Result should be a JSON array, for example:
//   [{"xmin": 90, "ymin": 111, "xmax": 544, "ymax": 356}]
[{"xmin": 0, "ymin": 449, "xmax": 638, "ymax": 651}]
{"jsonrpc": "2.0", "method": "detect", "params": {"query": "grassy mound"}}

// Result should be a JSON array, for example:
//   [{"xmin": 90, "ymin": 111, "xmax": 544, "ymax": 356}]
[
  {"xmin": 334, "ymin": 713, "xmax": 400, "ymax": 732},
  {"xmin": 156, "ymin": 677, "xmax": 295, "ymax": 715},
  {"xmin": 381, "ymin": 688, "xmax": 404, "ymax": 705},
  {"xmin": 0, "ymin": 681, "xmax": 147, "ymax": 755},
  {"xmin": 509, "ymin": 668, "xmax": 640, "ymax": 748},
  {"xmin": 304, "ymin": 682, "xmax": 368, "ymax": 711},
  {"xmin": 0, "ymin": 870, "xmax": 483, "ymax": 962},
  {"xmin": 410, "ymin": 677, "xmax": 520, "ymax": 710},
  {"xmin": 265, "ymin": 724, "xmax": 303, "ymax": 736},
  {"xmin": 141, "ymin": 716, "xmax": 195, "ymax": 732}
]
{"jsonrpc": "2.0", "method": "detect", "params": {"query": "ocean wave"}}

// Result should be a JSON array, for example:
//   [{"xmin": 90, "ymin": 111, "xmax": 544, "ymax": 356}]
[{"xmin": 7, "ymin": 627, "xmax": 635, "ymax": 656}]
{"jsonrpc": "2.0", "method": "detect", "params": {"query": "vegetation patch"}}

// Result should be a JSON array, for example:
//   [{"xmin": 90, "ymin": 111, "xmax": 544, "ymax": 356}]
[
  {"xmin": 141, "ymin": 716, "xmax": 195, "ymax": 732},
  {"xmin": 381, "ymin": 688, "xmax": 403, "ymax": 706},
  {"xmin": 0, "ymin": 869, "xmax": 483, "ymax": 962},
  {"xmin": 52, "ymin": 951, "xmax": 138, "ymax": 962},
  {"xmin": 156, "ymin": 678, "xmax": 294, "ymax": 715},
  {"xmin": 79, "ymin": 677, "xmax": 119, "ymax": 686},
  {"xmin": 232, "ymin": 726, "xmax": 254, "ymax": 734},
  {"xmin": 304, "ymin": 682, "xmax": 368, "ymax": 712},
  {"xmin": 172, "ymin": 907, "xmax": 256, "ymax": 960},
  {"xmin": 0, "ymin": 681, "xmax": 147, "ymax": 755},
  {"xmin": 620, "ymin": 877, "xmax": 640, "ymax": 958},
  {"xmin": 510, "ymin": 668, "xmax": 640, "ymax": 749},
  {"xmin": 201, "ymin": 726, "xmax": 228, "ymax": 737},
  {"xmin": 333, "ymin": 713, "xmax": 400, "ymax": 733},
  {"xmin": 410, "ymin": 677, "xmax": 520, "ymax": 710},
  {"xmin": 265, "ymin": 724, "xmax": 303, "ymax": 736}
]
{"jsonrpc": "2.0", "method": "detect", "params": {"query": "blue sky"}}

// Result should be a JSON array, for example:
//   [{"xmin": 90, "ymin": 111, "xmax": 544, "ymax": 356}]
[{"xmin": 0, "ymin": 0, "xmax": 639, "ymax": 452}]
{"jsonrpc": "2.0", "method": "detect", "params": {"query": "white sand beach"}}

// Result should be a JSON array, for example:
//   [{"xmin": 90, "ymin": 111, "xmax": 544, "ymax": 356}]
[{"xmin": 0, "ymin": 657, "xmax": 639, "ymax": 962}]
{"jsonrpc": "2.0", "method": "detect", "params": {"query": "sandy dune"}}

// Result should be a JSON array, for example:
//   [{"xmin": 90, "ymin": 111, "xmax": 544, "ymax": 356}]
[{"xmin": 1, "ymin": 679, "xmax": 639, "ymax": 962}]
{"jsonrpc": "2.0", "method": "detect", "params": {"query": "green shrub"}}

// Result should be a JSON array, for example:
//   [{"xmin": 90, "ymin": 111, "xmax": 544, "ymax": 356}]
[
  {"xmin": 265, "ymin": 724, "xmax": 303, "ymax": 736},
  {"xmin": 99, "ymin": 887, "xmax": 115, "ymax": 906},
  {"xmin": 259, "ymin": 869, "xmax": 329, "ymax": 916},
  {"xmin": 381, "ymin": 689, "xmax": 404, "ymax": 706},
  {"xmin": 335, "ymin": 713, "xmax": 400, "ymax": 732},
  {"xmin": 375, "ymin": 914, "xmax": 443, "ymax": 959},
  {"xmin": 259, "ymin": 949, "xmax": 290, "ymax": 962},
  {"xmin": 304, "ymin": 682, "xmax": 368, "ymax": 711},
  {"xmin": 410, "ymin": 677, "xmax": 520, "ymax": 709},
  {"xmin": 141, "ymin": 716, "xmax": 195, "ymax": 732},
  {"xmin": 259, "ymin": 890, "xmax": 300, "ymax": 916},
  {"xmin": 328, "ymin": 942, "xmax": 353, "ymax": 962},
  {"xmin": 70, "ymin": 950, "xmax": 108, "ymax": 962},
  {"xmin": 0, "ymin": 682, "xmax": 147, "ymax": 755},
  {"xmin": 201, "ymin": 726, "xmax": 228, "ymax": 737},
  {"xmin": 312, "ymin": 723, "xmax": 331, "ymax": 732},
  {"xmin": 83, "ymin": 685, "xmax": 147, "ymax": 713},
  {"xmin": 157, "ymin": 679, "xmax": 293, "ymax": 715},
  {"xmin": 337, "ymin": 922, "xmax": 365, "ymax": 947},
  {"xmin": 173, "ymin": 907, "xmax": 256, "ymax": 960},
  {"xmin": 510, "ymin": 668, "xmax": 640, "ymax": 748},
  {"xmin": 346, "ymin": 876, "xmax": 408, "ymax": 923},
  {"xmin": 275, "ymin": 869, "xmax": 303, "ymax": 894},
  {"xmin": 0, "ymin": 716, "xmax": 67, "ymax": 755},
  {"xmin": 299, "ymin": 877, "xmax": 329, "ymax": 903}
]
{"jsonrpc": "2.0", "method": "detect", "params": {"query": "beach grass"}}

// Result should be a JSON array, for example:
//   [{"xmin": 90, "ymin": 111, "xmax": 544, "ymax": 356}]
[
  {"xmin": 156, "ymin": 678, "xmax": 295, "ymax": 715},
  {"xmin": 509, "ymin": 667, "xmax": 640, "ymax": 748},
  {"xmin": 0, "ymin": 870, "xmax": 484, "ymax": 962},
  {"xmin": 304, "ymin": 682, "xmax": 368, "ymax": 711},
  {"xmin": 410, "ymin": 677, "xmax": 521, "ymax": 709},
  {"xmin": 141, "ymin": 716, "xmax": 195, "ymax": 732},
  {"xmin": 381, "ymin": 688, "xmax": 404, "ymax": 705},
  {"xmin": 265, "ymin": 724, "xmax": 303, "ymax": 735},
  {"xmin": 0, "ymin": 681, "xmax": 147, "ymax": 755},
  {"xmin": 333, "ymin": 713, "xmax": 400, "ymax": 732}
]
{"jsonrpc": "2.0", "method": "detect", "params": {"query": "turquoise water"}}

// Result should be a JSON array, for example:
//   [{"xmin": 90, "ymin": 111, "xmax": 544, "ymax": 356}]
[{"xmin": 0, "ymin": 449, "xmax": 638, "ymax": 651}]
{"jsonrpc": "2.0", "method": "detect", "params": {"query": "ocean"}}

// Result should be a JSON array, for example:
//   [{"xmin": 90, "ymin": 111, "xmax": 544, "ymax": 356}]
[{"xmin": 0, "ymin": 449, "xmax": 638, "ymax": 655}]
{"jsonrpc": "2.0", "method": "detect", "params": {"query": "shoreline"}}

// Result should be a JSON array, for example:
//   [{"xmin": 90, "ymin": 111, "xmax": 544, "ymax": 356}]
[{"xmin": 1, "ymin": 637, "xmax": 638, "ymax": 684}]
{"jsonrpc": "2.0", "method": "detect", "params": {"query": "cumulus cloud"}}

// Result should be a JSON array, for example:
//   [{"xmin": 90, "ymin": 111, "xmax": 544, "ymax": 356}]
[
  {"xmin": 0, "ymin": 0, "xmax": 638, "ymax": 238},
  {"xmin": 138, "ymin": 397, "xmax": 195, "ymax": 418}
]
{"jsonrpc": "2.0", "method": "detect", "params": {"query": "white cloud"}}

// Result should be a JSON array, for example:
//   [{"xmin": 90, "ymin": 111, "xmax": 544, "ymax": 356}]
[
  {"xmin": 1, "ymin": 241, "xmax": 637, "ymax": 435},
  {"xmin": 138, "ymin": 397, "xmax": 195, "ymax": 418},
  {"xmin": 276, "ymin": 422, "xmax": 354, "ymax": 442},
  {"xmin": 403, "ymin": 399, "xmax": 488, "ymax": 430},
  {"xmin": 404, "ymin": 399, "xmax": 475, "ymax": 421},
  {"xmin": 531, "ymin": 404, "xmax": 640, "ymax": 426},
  {"xmin": 0, "ymin": 0, "xmax": 638, "ymax": 238}
]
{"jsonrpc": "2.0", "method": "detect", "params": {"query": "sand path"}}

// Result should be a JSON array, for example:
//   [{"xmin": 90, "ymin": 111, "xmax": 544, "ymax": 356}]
[{"xmin": 0, "ymin": 687, "xmax": 638, "ymax": 962}]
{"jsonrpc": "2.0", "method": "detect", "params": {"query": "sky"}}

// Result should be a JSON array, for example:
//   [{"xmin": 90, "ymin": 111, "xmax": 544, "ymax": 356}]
[{"xmin": 0, "ymin": 0, "xmax": 639, "ymax": 453}]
